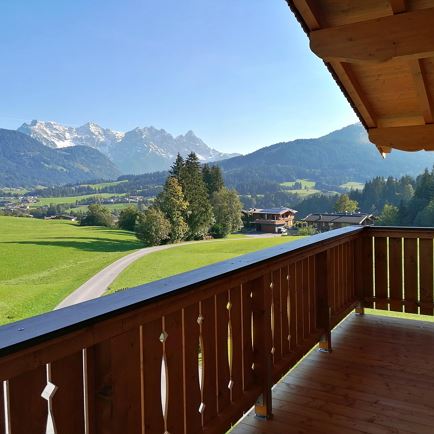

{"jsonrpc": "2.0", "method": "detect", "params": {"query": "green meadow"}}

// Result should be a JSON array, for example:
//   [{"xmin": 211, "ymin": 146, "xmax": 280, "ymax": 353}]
[
  {"xmin": 0, "ymin": 216, "xmax": 141, "ymax": 324},
  {"xmin": 340, "ymin": 181, "xmax": 364, "ymax": 191},
  {"xmin": 280, "ymin": 179, "xmax": 320, "ymax": 197},
  {"xmin": 0, "ymin": 215, "xmax": 301, "ymax": 325},
  {"xmin": 33, "ymin": 193, "xmax": 126, "ymax": 207},
  {"xmin": 109, "ymin": 236, "xmax": 302, "ymax": 292}
]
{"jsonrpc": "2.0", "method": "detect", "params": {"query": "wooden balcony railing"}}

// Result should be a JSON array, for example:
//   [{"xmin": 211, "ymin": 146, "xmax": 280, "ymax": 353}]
[{"xmin": 0, "ymin": 225, "xmax": 432, "ymax": 434}]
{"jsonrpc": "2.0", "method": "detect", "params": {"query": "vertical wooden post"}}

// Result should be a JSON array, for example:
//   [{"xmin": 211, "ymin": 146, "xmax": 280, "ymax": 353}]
[
  {"xmin": 316, "ymin": 251, "xmax": 332, "ymax": 352},
  {"xmin": 354, "ymin": 232, "xmax": 372, "ymax": 315},
  {"xmin": 252, "ymin": 275, "xmax": 273, "ymax": 419}
]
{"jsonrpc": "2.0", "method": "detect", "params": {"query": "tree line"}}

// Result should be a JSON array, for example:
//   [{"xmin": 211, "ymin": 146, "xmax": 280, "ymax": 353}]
[{"xmin": 80, "ymin": 153, "xmax": 243, "ymax": 246}]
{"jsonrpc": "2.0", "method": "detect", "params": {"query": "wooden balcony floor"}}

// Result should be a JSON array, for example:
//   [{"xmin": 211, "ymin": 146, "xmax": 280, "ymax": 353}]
[{"xmin": 232, "ymin": 313, "xmax": 434, "ymax": 434}]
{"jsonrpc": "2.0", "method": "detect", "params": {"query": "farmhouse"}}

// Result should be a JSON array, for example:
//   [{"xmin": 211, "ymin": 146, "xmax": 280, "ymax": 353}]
[
  {"xmin": 303, "ymin": 212, "xmax": 374, "ymax": 232},
  {"xmin": 246, "ymin": 207, "xmax": 297, "ymax": 233}
]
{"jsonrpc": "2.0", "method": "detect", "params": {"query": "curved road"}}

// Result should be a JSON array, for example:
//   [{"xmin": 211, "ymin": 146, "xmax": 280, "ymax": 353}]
[
  {"xmin": 55, "ymin": 234, "xmax": 279, "ymax": 310},
  {"xmin": 55, "ymin": 243, "xmax": 190, "ymax": 309}
]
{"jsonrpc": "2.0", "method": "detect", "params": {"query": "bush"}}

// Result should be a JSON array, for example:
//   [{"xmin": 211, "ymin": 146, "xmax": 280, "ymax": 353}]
[
  {"xmin": 135, "ymin": 208, "xmax": 171, "ymax": 246},
  {"xmin": 297, "ymin": 225, "xmax": 317, "ymax": 236},
  {"xmin": 118, "ymin": 205, "xmax": 140, "ymax": 231},
  {"xmin": 80, "ymin": 204, "xmax": 113, "ymax": 227}
]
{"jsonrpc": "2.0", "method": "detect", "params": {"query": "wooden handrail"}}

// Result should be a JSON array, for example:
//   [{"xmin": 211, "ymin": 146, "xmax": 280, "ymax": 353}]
[{"xmin": 0, "ymin": 225, "xmax": 364, "ymax": 433}]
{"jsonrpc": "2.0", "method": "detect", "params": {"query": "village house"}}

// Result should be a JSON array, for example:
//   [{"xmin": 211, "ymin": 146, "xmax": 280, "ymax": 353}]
[
  {"xmin": 244, "ymin": 207, "xmax": 297, "ymax": 233},
  {"xmin": 302, "ymin": 212, "xmax": 375, "ymax": 232}
]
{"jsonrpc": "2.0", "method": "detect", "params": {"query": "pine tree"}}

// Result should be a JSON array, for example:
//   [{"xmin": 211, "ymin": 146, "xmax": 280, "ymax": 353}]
[
  {"xmin": 170, "ymin": 153, "xmax": 185, "ymax": 178},
  {"xmin": 202, "ymin": 164, "xmax": 224, "ymax": 197},
  {"xmin": 156, "ymin": 176, "xmax": 189, "ymax": 242},
  {"xmin": 180, "ymin": 152, "xmax": 214, "ymax": 239}
]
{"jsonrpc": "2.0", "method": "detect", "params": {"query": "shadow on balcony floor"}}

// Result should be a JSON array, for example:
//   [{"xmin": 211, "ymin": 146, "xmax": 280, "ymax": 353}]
[{"xmin": 232, "ymin": 313, "xmax": 434, "ymax": 434}]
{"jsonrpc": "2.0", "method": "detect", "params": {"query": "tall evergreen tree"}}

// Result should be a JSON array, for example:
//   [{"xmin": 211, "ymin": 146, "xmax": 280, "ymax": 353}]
[
  {"xmin": 202, "ymin": 164, "xmax": 224, "ymax": 197},
  {"xmin": 180, "ymin": 152, "xmax": 213, "ymax": 239},
  {"xmin": 170, "ymin": 153, "xmax": 185, "ymax": 178},
  {"xmin": 155, "ymin": 176, "xmax": 189, "ymax": 242}
]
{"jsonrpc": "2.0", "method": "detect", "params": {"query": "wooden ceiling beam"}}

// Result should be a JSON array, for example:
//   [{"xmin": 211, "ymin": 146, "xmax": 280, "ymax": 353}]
[
  {"xmin": 331, "ymin": 62, "xmax": 376, "ymax": 127},
  {"xmin": 292, "ymin": 0, "xmax": 322, "ymax": 30},
  {"xmin": 408, "ymin": 59, "xmax": 434, "ymax": 124},
  {"xmin": 369, "ymin": 124, "xmax": 434, "ymax": 151},
  {"xmin": 310, "ymin": 8, "xmax": 434, "ymax": 63}
]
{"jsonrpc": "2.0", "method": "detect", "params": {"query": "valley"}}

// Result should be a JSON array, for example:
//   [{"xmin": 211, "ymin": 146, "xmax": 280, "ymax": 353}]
[{"xmin": 0, "ymin": 216, "xmax": 296, "ymax": 325}]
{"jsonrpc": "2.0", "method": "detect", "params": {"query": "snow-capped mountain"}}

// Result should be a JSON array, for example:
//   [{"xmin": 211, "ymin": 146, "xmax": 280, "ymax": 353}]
[{"xmin": 18, "ymin": 120, "xmax": 238, "ymax": 174}]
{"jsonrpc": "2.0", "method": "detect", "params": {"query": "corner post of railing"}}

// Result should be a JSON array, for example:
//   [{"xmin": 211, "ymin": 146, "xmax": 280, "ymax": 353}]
[
  {"xmin": 252, "ymin": 272, "xmax": 273, "ymax": 420},
  {"xmin": 316, "ymin": 250, "xmax": 332, "ymax": 352}
]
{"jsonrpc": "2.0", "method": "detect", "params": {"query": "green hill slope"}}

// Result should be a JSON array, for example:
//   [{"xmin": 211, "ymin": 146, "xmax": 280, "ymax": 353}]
[{"xmin": 0, "ymin": 129, "xmax": 121, "ymax": 187}]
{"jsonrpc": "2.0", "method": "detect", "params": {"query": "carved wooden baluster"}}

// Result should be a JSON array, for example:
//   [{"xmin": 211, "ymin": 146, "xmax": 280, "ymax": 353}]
[
  {"xmin": 159, "ymin": 318, "xmax": 169, "ymax": 433},
  {"xmin": 270, "ymin": 278, "xmax": 275, "ymax": 364},
  {"xmin": 227, "ymin": 294, "xmax": 234, "ymax": 400},
  {"xmin": 201, "ymin": 296, "xmax": 217, "ymax": 426},
  {"xmin": 197, "ymin": 304, "xmax": 205, "ymax": 421},
  {"xmin": 42, "ymin": 364, "xmax": 58, "ymax": 434},
  {"xmin": 229, "ymin": 285, "xmax": 242, "ymax": 404},
  {"xmin": 241, "ymin": 282, "xmax": 254, "ymax": 393}
]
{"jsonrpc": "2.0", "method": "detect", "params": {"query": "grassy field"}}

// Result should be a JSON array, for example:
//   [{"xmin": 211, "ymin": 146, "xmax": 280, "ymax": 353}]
[
  {"xmin": 0, "ymin": 187, "xmax": 29, "ymax": 195},
  {"xmin": 109, "ymin": 236, "xmax": 302, "ymax": 292},
  {"xmin": 280, "ymin": 179, "xmax": 320, "ymax": 197},
  {"xmin": 80, "ymin": 180, "xmax": 128, "ymax": 189},
  {"xmin": 340, "ymin": 181, "xmax": 364, "ymax": 191},
  {"xmin": 33, "ymin": 193, "xmax": 126, "ymax": 207},
  {"xmin": 68, "ymin": 203, "xmax": 137, "ymax": 213},
  {"xmin": 0, "ymin": 216, "xmax": 141, "ymax": 324},
  {"xmin": 280, "ymin": 179, "xmax": 316, "ymax": 189}
]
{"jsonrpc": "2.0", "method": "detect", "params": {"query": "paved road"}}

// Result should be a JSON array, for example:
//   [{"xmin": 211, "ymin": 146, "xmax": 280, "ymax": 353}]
[
  {"xmin": 54, "ymin": 235, "xmax": 280, "ymax": 309},
  {"xmin": 55, "ymin": 243, "xmax": 188, "ymax": 309}
]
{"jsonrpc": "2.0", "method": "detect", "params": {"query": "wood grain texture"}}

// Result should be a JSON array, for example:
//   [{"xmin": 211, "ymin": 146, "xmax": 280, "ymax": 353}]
[
  {"xmin": 8, "ymin": 366, "xmax": 47, "ymax": 434},
  {"xmin": 388, "ymin": 237, "xmax": 403, "ymax": 312},
  {"xmin": 201, "ymin": 295, "xmax": 217, "ymax": 426},
  {"xmin": 419, "ymin": 238, "xmax": 433, "ymax": 315},
  {"xmin": 310, "ymin": 9, "xmax": 434, "ymax": 63},
  {"xmin": 230, "ymin": 286, "xmax": 243, "ymax": 404},
  {"xmin": 404, "ymin": 237, "xmax": 419, "ymax": 313},
  {"xmin": 51, "ymin": 352, "xmax": 85, "ymax": 434},
  {"xmin": 374, "ymin": 237, "xmax": 388, "ymax": 310},
  {"xmin": 141, "ymin": 319, "xmax": 165, "ymax": 434},
  {"xmin": 232, "ymin": 313, "xmax": 434, "ymax": 434},
  {"xmin": 182, "ymin": 304, "xmax": 201, "ymax": 434}
]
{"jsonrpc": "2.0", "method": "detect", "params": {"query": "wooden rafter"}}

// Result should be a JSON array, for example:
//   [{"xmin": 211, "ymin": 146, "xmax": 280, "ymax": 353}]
[
  {"xmin": 369, "ymin": 124, "xmax": 434, "ymax": 151},
  {"xmin": 408, "ymin": 59, "xmax": 434, "ymax": 124},
  {"xmin": 292, "ymin": 0, "xmax": 322, "ymax": 30},
  {"xmin": 330, "ymin": 62, "xmax": 376, "ymax": 128},
  {"xmin": 310, "ymin": 8, "xmax": 434, "ymax": 63}
]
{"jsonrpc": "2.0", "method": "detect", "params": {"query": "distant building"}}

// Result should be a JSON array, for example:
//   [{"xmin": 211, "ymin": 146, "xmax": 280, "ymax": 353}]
[
  {"xmin": 302, "ymin": 212, "xmax": 374, "ymax": 232},
  {"xmin": 44, "ymin": 215, "xmax": 77, "ymax": 221},
  {"xmin": 243, "ymin": 207, "xmax": 298, "ymax": 233}
]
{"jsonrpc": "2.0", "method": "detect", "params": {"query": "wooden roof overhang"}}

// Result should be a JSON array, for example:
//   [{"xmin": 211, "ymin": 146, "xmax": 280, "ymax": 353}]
[{"xmin": 286, "ymin": 1, "xmax": 434, "ymax": 154}]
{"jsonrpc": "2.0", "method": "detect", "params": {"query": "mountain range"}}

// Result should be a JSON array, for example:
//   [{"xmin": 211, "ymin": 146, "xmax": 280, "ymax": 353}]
[
  {"xmin": 18, "ymin": 120, "xmax": 237, "ymax": 174},
  {"xmin": 0, "ymin": 129, "xmax": 120, "ymax": 187},
  {"xmin": 3, "ymin": 122, "xmax": 434, "ymax": 189}
]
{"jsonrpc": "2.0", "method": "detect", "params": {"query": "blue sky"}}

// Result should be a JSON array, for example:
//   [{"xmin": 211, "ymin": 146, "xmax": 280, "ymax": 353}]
[{"xmin": 0, "ymin": 0, "xmax": 358, "ymax": 153}]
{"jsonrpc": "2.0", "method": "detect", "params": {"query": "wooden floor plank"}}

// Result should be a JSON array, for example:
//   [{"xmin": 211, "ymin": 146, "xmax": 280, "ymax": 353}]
[{"xmin": 232, "ymin": 314, "xmax": 434, "ymax": 434}]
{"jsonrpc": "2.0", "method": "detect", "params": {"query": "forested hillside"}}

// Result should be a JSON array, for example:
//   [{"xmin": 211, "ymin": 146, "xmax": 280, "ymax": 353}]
[
  {"xmin": 219, "ymin": 124, "xmax": 434, "ymax": 188},
  {"xmin": 0, "ymin": 129, "xmax": 120, "ymax": 187}
]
